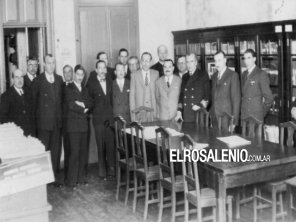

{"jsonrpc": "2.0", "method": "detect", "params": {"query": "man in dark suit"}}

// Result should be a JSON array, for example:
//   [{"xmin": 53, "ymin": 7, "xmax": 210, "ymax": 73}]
[
  {"xmin": 62, "ymin": 64, "xmax": 73, "ymax": 181},
  {"xmin": 241, "ymin": 49, "xmax": 274, "ymax": 122},
  {"xmin": 176, "ymin": 53, "xmax": 210, "ymax": 122},
  {"xmin": 65, "ymin": 65, "xmax": 93, "ymax": 189},
  {"xmin": 89, "ymin": 52, "xmax": 115, "ymax": 81},
  {"xmin": 32, "ymin": 54, "xmax": 63, "ymax": 182},
  {"xmin": 0, "ymin": 69, "xmax": 35, "ymax": 136},
  {"xmin": 210, "ymin": 51, "xmax": 241, "ymax": 129},
  {"xmin": 118, "ymin": 48, "xmax": 130, "ymax": 79},
  {"xmin": 112, "ymin": 63, "xmax": 131, "ymax": 122},
  {"xmin": 87, "ymin": 60, "xmax": 115, "ymax": 180},
  {"xmin": 24, "ymin": 56, "xmax": 38, "ymax": 91}
]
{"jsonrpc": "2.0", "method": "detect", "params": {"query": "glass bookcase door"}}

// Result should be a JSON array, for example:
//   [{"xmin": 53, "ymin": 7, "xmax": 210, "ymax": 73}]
[
  {"xmin": 220, "ymin": 40, "xmax": 236, "ymax": 71},
  {"xmin": 239, "ymin": 38, "xmax": 256, "ymax": 74},
  {"xmin": 204, "ymin": 41, "xmax": 217, "ymax": 78},
  {"xmin": 188, "ymin": 42, "xmax": 202, "ymax": 69},
  {"xmin": 174, "ymin": 43, "xmax": 187, "ymax": 59},
  {"xmin": 290, "ymin": 38, "xmax": 296, "ymax": 105}
]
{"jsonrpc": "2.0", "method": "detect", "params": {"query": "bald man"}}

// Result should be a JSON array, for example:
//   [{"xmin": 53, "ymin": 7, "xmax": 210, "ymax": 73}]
[
  {"xmin": 151, "ymin": 45, "xmax": 178, "ymax": 77},
  {"xmin": 0, "ymin": 69, "xmax": 35, "ymax": 136}
]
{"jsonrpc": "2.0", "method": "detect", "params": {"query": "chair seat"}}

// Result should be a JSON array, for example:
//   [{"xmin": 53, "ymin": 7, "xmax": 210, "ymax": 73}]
[
  {"xmin": 263, "ymin": 180, "xmax": 287, "ymax": 192},
  {"xmin": 286, "ymin": 176, "xmax": 296, "ymax": 187},
  {"xmin": 187, "ymin": 188, "xmax": 216, "ymax": 207},
  {"xmin": 135, "ymin": 165, "xmax": 160, "ymax": 181},
  {"xmin": 119, "ymin": 157, "xmax": 134, "ymax": 169},
  {"xmin": 162, "ymin": 175, "xmax": 184, "ymax": 192}
]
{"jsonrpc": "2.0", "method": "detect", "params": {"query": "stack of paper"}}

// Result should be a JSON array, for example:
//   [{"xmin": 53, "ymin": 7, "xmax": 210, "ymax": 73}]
[{"xmin": 217, "ymin": 135, "xmax": 251, "ymax": 148}]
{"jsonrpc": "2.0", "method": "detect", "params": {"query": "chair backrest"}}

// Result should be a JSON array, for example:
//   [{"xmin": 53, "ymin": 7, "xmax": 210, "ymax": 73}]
[
  {"xmin": 155, "ymin": 127, "xmax": 175, "ymax": 183},
  {"xmin": 131, "ymin": 106, "xmax": 154, "ymax": 123},
  {"xmin": 114, "ymin": 116, "xmax": 129, "ymax": 165},
  {"xmin": 280, "ymin": 121, "xmax": 296, "ymax": 146},
  {"xmin": 181, "ymin": 135, "xmax": 201, "ymax": 208},
  {"xmin": 130, "ymin": 121, "xmax": 148, "ymax": 172},
  {"xmin": 196, "ymin": 107, "xmax": 210, "ymax": 127},
  {"xmin": 217, "ymin": 112, "xmax": 234, "ymax": 133},
  {"xmin": 241, "ymin": 116, "xmax": 263, "ymax": 139}
]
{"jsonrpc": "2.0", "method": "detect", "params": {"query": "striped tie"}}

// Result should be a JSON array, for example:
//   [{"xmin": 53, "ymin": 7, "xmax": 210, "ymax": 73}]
[{"xmin": 145, "ymin": 72, "xmax": 148, "ymax": 86}]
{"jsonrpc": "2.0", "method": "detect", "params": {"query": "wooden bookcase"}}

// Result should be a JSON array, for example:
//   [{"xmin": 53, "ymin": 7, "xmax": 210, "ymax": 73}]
[{"xmin": 173, "ymin": 20, "xmax": 296, "ymax": 125}]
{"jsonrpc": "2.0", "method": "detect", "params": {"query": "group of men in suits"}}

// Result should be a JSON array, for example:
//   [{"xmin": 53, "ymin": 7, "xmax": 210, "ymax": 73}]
[{"xmin": 0, "ymin": 44, "xmax": 274, "ymax": 189}]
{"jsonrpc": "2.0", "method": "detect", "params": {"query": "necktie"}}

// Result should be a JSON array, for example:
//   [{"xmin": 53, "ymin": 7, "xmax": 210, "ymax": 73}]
[
  {"xmin": 100, "ymin": 78, "xmax": 105, "ymax": 82},
  {"xmin": 167, "ymin": 81, "xmax": 170, "ymax": 88},
  {"xmin": 19, "ymin": 89, "xmax": 23, "ymax": 96},
  {"xmin": 145, "ymin": 72, "xmax": 148, "ymax": 86}
]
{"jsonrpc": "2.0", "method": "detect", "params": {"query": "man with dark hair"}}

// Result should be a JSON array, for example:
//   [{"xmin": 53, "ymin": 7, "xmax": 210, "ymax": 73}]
[
  {"xmin": 86, "ymin": 60, "xmax": 115, "ymax": 180},
  {"xmin": 89, "ymin": 52, "xmax": 115, "ymax": 81},
  {"xmin": 32, "ymin": 54, "xmax": 63, "ymax": 185},
  {"xmin": 112, "ymin": 63, "xmax": 131, "ymax": 122},
  {"xmin": 176, "ymin": 53, "xmax": 210, "ymax": 122},
  {"xmin": 0, "ymin": 69, "xmax": 35, "ymax": 136},
  {"xmin": 241, "ymin": 49, "xmax": 274, "ymax": 121},
  {"xmin": 210, "ymin": 50, "xmax": 241, "ymax": 130},
  {"xmin": 24, "ymin": 56, "xmax": 39, "ymax": 90},
  {"xmin": 130, "ymin": 52, "xmax": 159, "ymax": 122},
  {"xmin": 118, "ymin": 48, "xmax": 130, "ymax": 78},
  {"xmin": 128, "ymin": 56, "xmax": 140, "ymax": 74},
  {"xmin": 177, "ymin": 55, "xmax": 187, "ymax": 79},
  {"xmin": 155, "ymin": 59, "xmax": 181, "ymax": 120}
]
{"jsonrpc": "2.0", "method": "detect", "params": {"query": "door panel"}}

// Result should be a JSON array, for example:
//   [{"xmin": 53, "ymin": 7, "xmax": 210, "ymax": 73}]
[{"xmin": 79, "ymin": 7, "xmax": 109, "ymax": 76}]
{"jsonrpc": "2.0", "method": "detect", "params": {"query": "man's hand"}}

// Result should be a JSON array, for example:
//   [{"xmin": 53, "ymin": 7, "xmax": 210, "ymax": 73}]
[
  {"xmin": 75, "ymin": 101, "xmax": 85, "ymax": 108},
  {"xmin": 200, "ymin": 100, "xmax": 208, "ymax": 108},
  {"xmin": 291, "ymin": 107, "xmax": 296, "ymax": 120},
  {"xmin": 175, "ymin": 111, "xmax": 183, "ymax": 122},
  {"xmin": 192, "ymin": 105, "xmax": 200, "ymax": 111}
]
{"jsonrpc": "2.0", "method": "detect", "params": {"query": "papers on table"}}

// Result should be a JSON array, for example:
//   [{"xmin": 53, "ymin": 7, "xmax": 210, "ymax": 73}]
[
  {"xmin": 217, "ymin": 135, "xmax": 251, "ymax": 148},
  {"xmin": 125, "ymin": 126, "xmax": 184, "ymax": 139},
  {"xmin": 193, "ymin": 143, "xmax": 208, "ymax": 150}
]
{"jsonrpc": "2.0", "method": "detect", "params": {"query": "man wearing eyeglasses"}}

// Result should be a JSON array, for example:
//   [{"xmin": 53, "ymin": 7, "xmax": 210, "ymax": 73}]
[{"xmin": 24, "ymin": 56, "xmax": 39, "ymax": 91}]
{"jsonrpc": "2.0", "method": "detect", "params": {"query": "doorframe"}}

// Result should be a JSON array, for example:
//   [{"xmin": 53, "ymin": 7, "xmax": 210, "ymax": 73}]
[{"xmin": 73, "ymin": 0, "xmax": 140, "ymax": 65}]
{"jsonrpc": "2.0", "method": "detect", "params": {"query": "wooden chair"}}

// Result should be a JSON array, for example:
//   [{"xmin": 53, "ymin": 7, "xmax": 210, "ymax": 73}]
[
  {"xmin": 252, "ymin": 121, "xmax": 296, "ymax": 222},
  {"xmin": 156, "ymin": 127, "xmax": 184, "ymax": 222},
  {"xmin": 131, "ymin": 106, "xmax": 154, "ymax": 123},
  {"xmin": 285, "ymin": 176, "xmax": 296, "ymax": 222},
  {"xmin": 114, "ymin": 116, "xmax": 134, "ymax": 205},
  {"xmin": 241, "ymin": 116, "xmax": 263, "ymax": 139},
  {"xmin": 217, "ymin": 112, "xmax": 234, "ymax": 134},
  {"xmin": 181, "ymin": 134, "xmax": 233, "ymax": 222},
  {"xmin": 131, "ymin": 122, "xmax": 160, "ymax": 220},
  {"xmin": 196, "ymin": 107, "xmax": 210, "ymax": 127}
]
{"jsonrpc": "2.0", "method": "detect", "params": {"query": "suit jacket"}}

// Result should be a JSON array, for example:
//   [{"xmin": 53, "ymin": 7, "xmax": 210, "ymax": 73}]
[
  {"xmin": 65, "ymin": 83, "xmax": 93, "ymax": 132},
  {"xmin": 0, "ymin": 87, "xmax": 35, "ymax": 136},
  {"xmin": 86, "ymin": 76, "xmax": 113, "ymax": 126},
  {"xmin": 129, "ymin": 69, "xmax": 159, "ymax": 119},
  {"xmin": 24, "ymin": 74, "xmax": 35, "ymax": 91},
  {"xmin": 112, "ymin": 79, "xmax": 131, "ymax": 122},
  {"xmin": 178, "ymin": 69, "xmax": 210, "ymax": 122},
  {"xmin": 62, "ymin": 82, "xmax": 72, "ymax": 133},
  {"xmin": 32, "ymin": 73, "xmax": 63, "ymax": 130},
  {"xmin": 155, "ymin": 75, "xmax": 181, "ymax": 120},
  {"xmin": 241, "ymin": 66, "xmax": 274, "ymax": 121},
  {"xmin": 210, "ymin": 68, "xmax": 241, "ymax": 125}
]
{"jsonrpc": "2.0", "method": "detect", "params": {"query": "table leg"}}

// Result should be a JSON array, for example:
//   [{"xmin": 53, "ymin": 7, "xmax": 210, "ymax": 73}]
[
  {"xmin": 216, "ymin": 173, "xmax": 227, "ymax": 222},
  {"xmin": 287, "ymin": 184, "xmax": 293, "ymax": 222}
]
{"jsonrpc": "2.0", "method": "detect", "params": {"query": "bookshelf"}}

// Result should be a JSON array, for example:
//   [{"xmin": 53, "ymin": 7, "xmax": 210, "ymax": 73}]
[{"xmin": 173, "ymin": 20, "xmax": 296, "ymax": 125}]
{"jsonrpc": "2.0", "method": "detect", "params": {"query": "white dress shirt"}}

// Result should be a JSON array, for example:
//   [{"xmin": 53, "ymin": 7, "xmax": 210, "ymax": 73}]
[
  {"xmin": 27, "ymin": 72, "xmax": 36, "ymax": 81},
  {"xmin": 97, "ymin": 76, "xmax": 107, "ymax": 95},
  {"xmin": 116, "ymin": 78, "xmax": 125, "ymax": 92},
  {"xmin": 14, "ymin": 86, "xmax": 24, "ymax": 96},
  {"xmin": 179, "ymin": 71, "xmax": 187, "ymax": 79},
  {"xmin": 45, "ymin": 72, "xmax": 55, "ymax": 83},
  {"xmin": 218, "ymin": 66, "xmax": 227, "ymax": 80},
  {"xmin": 142, "ymin": 70, "xmax": 150, "ymax": 85}
]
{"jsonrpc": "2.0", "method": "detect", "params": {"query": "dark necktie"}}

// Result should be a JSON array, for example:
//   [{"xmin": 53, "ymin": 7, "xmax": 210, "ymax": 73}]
[
  {"xmin": 167, "ymin": 81, "xmax": 170, "ymax": 88},
  {"xmin": 145, "ymin": 72, "xmax": 148, "ymax": 86}
]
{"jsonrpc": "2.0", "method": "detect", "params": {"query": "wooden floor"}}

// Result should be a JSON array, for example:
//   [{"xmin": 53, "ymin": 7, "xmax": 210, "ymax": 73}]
[{"xmin": 48, "ymin": 164, "xmax": 289, "ymax": 222}]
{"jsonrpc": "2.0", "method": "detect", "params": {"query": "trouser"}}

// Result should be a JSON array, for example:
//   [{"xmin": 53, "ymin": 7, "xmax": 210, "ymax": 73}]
[
  {"xmin": 66, "ymin": 132, "xmax": 88, "ymax": 186},
  {"xmin": 63, "ymin": 132, "xmax": 71, "ymax": 180},
  {"xmin": 94, "ymin": 124, "xmax": 115, "ymax": 177},
  {"xmin": 38, "ymin": 127, "xmax": 61, "ymax": 178}
]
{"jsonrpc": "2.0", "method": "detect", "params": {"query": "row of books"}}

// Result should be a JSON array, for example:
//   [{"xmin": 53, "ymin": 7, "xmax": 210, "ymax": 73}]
[
  {"xmin": 175, "ymin": 44, "xmax": 187, "ymax": 55},
  {"xmin": 260, "ymin": 40, "xmax": 278, "ymax": 54},
  {"xmin": 188, "ymin": 43, "xmax": 201, "ymax": 55},
  {"xmin": 221, "ymin": 42, "xmax": 235, "ymax": 55},
  {"xmin": 205, "ymin": 42, "xmax": 217, "ymax": 55},
  {"xmin": 240, "ymin": 41, "xmax": 256, "ymax": 54}
]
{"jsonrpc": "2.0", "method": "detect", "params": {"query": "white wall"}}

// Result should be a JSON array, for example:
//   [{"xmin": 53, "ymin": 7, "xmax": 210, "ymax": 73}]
[
  {"xmin": 186, "ymin": 0, "xmax": 296, "ymax": 29},
  {"xmin": 52, "ymin": 0, "xmax": 77, "ymax": 76},
  {"xmin": 137, "ymin": 0, "xmax": 186, "ymax": 63}
]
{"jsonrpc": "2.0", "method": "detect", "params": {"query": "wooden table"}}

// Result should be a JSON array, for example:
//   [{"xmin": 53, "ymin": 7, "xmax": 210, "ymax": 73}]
[{"xmin": 137, "ymin": 120, "xmax": 296, "ymax": 222}]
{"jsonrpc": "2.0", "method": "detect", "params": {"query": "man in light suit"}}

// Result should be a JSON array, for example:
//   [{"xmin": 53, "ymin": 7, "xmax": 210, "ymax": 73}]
[
  {"xmin": 210, "ymin": 51, "xmax": 241, "ymax": 129},
  {"xmin": 130, "ymin": 52, "xmax": 159, "ymax": 122},
  {"xmin": 155, "ymin": 59, "xmax": 181, "ymax": 120},
  {"xmin": 241, "ymin": 49, "xmax": 274, "ymax": 122}
]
